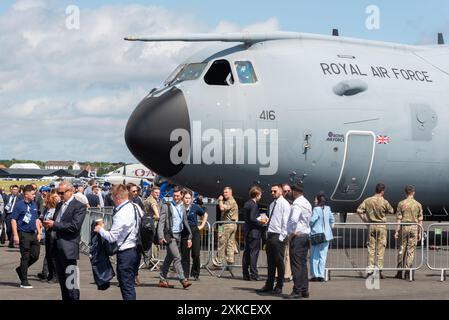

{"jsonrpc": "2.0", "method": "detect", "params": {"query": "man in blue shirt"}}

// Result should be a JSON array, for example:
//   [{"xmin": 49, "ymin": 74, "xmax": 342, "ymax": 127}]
[
  {"xmin": 157, "ymin": 186, "xmax": 193, "ymax": 289},
  {"xmin": 11, "ymin": 185, "xmax": 42, "ymax": 289},
  {"xmin": 5, "ymin": 185, "xmax": 23, "ymax": 248}
]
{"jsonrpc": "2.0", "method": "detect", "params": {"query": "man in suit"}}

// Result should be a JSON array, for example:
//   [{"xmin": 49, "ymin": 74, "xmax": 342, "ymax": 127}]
[
  {"xmin": 157, "ymin": 186, "xmax": 193, "ymax": 289},
  {"xmin": 242, "ymin": 186, "xmax": 267, "ymax": 281},
  {"xmin": 43, "ymin": 182, "xmax": 86, "ymax": 300},
  {"xmin": 5, "ymin": 185, "xmax": 23, "ymax": 248}
]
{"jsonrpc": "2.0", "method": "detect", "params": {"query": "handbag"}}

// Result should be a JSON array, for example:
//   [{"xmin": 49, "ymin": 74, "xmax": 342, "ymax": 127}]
[{"xmin": 310, "ymin": 207, "xmax": 327, "ymax": 246}]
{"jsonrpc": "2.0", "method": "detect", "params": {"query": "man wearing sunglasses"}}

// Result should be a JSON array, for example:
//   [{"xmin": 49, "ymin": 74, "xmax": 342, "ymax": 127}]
[
  {"xmin": 128, "ymin": 184, "xmax": 144, "ymax": 211},
  {"xmin": 43, "ymin": 182, "xmax": 86, "ymax": 300}
]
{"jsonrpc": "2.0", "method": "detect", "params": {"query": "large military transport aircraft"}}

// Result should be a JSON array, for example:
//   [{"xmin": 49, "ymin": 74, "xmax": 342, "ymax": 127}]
[{"xmin": 124, "ymin": 31, "xmax": 449, "ymax": 217}]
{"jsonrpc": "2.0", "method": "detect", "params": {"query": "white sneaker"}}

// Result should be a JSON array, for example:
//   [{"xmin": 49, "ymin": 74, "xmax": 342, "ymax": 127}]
[{"xmin": 20, "ymin": 282, "xmax": 33, "ymax": 289}]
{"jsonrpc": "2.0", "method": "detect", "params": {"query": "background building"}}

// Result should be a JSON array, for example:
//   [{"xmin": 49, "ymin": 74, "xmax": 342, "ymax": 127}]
[
  {"xmin": 9, "ymin": 163, "xmax": 41, "ymax": 169},
  {"xmin": 45, "ymin": 161, "xmax": 81, "ymax": 170}
]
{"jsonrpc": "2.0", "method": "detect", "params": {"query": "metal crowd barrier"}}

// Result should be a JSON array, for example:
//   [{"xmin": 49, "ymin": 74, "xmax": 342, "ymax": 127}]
[
  {"xmin": 210, "ymin": 221, "xmax": 268, "ymax": 278},
  {"xmin": 79, "ymin": 208, "xmax": 113, "ymax": 255},
  {"xmin": 325, "ymin": 223, "xmax": 424, "ymax": 281},
  {"xmin": 138, "ymin": 222, "xmax": 213, "ymax": 275},
  {"xmin": 78, "ymin": 213, "xmax": 449, "ymax": 282},
  {"xmin": 426, "ymin": 223, "xmax": 449, "ymax": 281}
]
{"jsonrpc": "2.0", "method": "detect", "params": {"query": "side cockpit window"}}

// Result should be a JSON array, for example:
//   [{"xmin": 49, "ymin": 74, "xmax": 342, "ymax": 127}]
[
  {"xmin": 204, "ymin": 60, "xmax": 234, "ymax": 86},
  {"xmin": 235, "ymin": 61, "xmax": 258, "ymax": 84},
  {"xmin": 164, "ymin": 63, "xmax": 207, "ymax": 87}
]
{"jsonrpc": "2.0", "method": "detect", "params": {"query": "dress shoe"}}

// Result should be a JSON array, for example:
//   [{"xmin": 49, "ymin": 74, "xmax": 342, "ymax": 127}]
[
  {"xmin": 8, "ymin": 242, "xmax": 14, "ymax": 248},
  {"xmin": 310, "ymin": 277, "xmax": 319, "ymax": 282},
  {"xmin": 273, "ymin": 287, "xmax": 283, "ymax": 295},
  {"xmin": 47, "ymin": 277, "xmax": 58, "ymax": 284},
  {"xmin": 379, "ymin": 272, "xmax": 385, "ymax": 279},
  {"xmin": 181, "ymin": 279, "xmax": 192, "ymax": 289},
  {"xmin": 394, "ymin": 271, "xmax": 403, "ymax": 279},
  {"xmin": 158, "ymin": 280, "xmax": 174, "ymax": 288},
  {"xmin": 192, "ymin": 275, "xmax": 200, "ymax": 281},
  {"xmin": 318, "ymin": 277, "xmax": 325, "ymax": 282},
  {"xmin": 301, "ymin": 292, "xmax": 310, "ymax": 298},
  {"xmin": 256, "ymin": 286, "xmax": 273, "ymax": 293},
  {"xmin": 250, "ymin": 276, "xmax": 261, "ymax": 281},
  {"xmin": 37, "ymin": 273, "xmax": 47, "ymax": 281},
  {"xmin": 243, "ymin": 275, "xmax": 251, "ymax": 281},
  {"xmin": 289, "ymin": 291, "xmax": 301, "ymax": 299}
]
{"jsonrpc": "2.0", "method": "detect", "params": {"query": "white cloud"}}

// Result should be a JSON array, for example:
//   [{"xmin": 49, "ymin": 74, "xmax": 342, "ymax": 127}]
[
  {"xmin": 12, "ymin": 0, "xmax": 46, "ymax": 11},
  {"xmin": 0, "ymin": 2, "xmax": 279, "ymax": 162}
]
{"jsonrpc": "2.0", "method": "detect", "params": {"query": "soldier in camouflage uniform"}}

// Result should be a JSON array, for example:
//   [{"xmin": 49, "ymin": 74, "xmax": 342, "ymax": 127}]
[
  {"xmin": 394, "ymin": 185, "xmax": 423, "ymax": 280},
  {"xmin": 357, "ymin": 183, "xmax": 394, "ymax": 278},
  {"xmin": 213, "ymin": 187, "xmax": 239, "ymax": 266}
]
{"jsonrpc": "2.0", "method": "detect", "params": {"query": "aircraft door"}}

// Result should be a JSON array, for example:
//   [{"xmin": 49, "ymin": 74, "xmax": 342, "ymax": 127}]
[{"xmin": 331, "ymin": 131, "xmax": 376, "ymax": 202}]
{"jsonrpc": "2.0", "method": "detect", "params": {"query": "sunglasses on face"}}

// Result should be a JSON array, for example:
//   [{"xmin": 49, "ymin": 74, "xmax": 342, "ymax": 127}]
[{"xmin": 57, "ymin": 190, "xmax": 69, "ymax": 196}]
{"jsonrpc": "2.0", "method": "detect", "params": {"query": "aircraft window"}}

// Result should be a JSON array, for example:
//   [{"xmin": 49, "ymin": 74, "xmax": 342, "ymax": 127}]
[
  {"xmin": 235, "ymin": 61, "xmax": 258, "ymax": 84},
  {"xmin": 164, "ymin": 63, "xmax": 207, "ymax": 86},
  {"xmin": 204, "ymin": 60, "xmax": 234, "ymax": 86},
  {"xmin": 164, "ymin": 64, "xmax": 185, "ymax": 86}
]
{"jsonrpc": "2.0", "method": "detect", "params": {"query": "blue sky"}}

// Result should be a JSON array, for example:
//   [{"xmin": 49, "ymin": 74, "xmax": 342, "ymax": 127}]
[
  {"xmin": 0, "ymin": 1, "xmax": 448, "ymax": 163},
  {"xmin": 2, "ymin": 0, "xmax": 448, "ymax": 44}
]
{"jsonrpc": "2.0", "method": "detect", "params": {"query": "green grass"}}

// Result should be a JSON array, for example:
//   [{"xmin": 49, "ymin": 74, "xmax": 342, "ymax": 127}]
[{"xmin": 0, "ymin": 180, "xmax": 49, "ymax": 191}]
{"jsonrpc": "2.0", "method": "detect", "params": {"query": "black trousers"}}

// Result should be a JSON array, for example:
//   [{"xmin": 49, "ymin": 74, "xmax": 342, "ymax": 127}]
[
  {"xmin": 265, "ymin": 232, "xmax": 287, "ymax": 289},
  {"xmin": 181, "ymin": 226, "xmax": 201, "ymax": 278},
  {"xmin": 290, "ymin": 234, "xmax": 310, "ymax": 294},
  {"xmin": 54, "ymin": 248, "xmax": 79, "ymax": 300},
  {"xmin": 44, "ymin": 232, "xmax": 57, "ymax": 280},
  {"xmin": 5, "ymin": 214, "xmax": 12, "ymax": 243},
  {"xmin": 18, "ymin": 231, "xmax": 40, "ymax": 282},
  {"xmin": 242, "ymin": 236, "xmax": 261, "ymax": 278}
]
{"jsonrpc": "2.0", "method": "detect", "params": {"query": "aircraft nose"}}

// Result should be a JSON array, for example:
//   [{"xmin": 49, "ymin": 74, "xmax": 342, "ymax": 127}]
[{"xmin": 125, "ymin": 87, "xmax": 190, "ymax": 177}]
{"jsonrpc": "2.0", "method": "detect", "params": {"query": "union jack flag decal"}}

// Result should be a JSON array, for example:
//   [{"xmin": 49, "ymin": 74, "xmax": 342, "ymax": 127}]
[{"xmin": 376, "ymin": 135, "xmax": 391, "ymax": 145}]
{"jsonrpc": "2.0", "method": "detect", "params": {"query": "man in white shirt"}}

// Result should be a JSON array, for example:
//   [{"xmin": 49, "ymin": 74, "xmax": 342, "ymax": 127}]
[
  {"xmin": 287, "ymin": 183, "xmax": 312, "ymax": 299},
  {"xmin": 258, "ymin": 184, "xmax": 291, "ymax": 295},
  {"xmin": 94, "ymin": 184, "xmax": 141, "ymax": 300},
  {"xmin": 74, "ymin": 186, "xmax": 89, "ymax": 207}
]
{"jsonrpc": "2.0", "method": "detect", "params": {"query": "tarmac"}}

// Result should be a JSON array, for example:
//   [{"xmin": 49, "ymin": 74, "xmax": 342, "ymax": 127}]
[{"xmin": 0, "ymin": 215, "xmax": 448, "ymax": 300}]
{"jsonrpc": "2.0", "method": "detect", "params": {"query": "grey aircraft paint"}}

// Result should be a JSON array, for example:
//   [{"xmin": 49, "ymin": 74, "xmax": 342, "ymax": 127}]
[{"xmin": 124, "ymin": 31, "xmax": 449, "ymax": 215}]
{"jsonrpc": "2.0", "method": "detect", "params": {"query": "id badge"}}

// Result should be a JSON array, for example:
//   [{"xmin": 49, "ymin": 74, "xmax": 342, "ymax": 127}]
[
  {"xmin": 23, "ymin": 212, "xmax": 31, "ymax": 224},
  {"xmin": 23, "ymin": 207, "xmax": 32, "ymax": 224}
]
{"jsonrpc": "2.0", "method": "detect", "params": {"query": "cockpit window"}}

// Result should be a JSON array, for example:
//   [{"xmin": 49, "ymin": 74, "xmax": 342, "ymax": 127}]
[
  {"xmin": 204, "ymin": 60, "xmax": 234, "ymax": 86},
  {"xmin": 235, "ymin": 61, "xmax": 258, "ymax": 84},
  {"xmin": 164, "ymin": 63, "xmax": 207, "ymax": 86}
]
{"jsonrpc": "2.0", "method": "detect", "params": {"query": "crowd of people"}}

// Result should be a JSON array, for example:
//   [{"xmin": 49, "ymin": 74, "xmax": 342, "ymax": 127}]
[{"xmin": 0, "ymin": 179, "xmax": 423, "ymax": 300}]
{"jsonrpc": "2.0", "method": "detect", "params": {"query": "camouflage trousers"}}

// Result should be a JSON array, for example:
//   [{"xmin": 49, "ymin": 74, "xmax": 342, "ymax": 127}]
[
  {"xmin": 396, "ymin": 225, "xmax": 419, "ymax": 269},
  {"xmin": 213, "ymin": 223, "xmax": 237, "ymax": 266},
  {"xmin": 368, "ymin": 225, "xmax": 387, "ymax": 270}
]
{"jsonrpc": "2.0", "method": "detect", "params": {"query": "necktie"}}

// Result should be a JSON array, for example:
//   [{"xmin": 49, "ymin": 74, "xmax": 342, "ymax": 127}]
[
  {"xmin": 56, "ymin": 202, "xmax": 68, "ymax": 222},
  {"xmin": 267, "ymin": 201, "xmax": 277, "ymax": 230}
]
